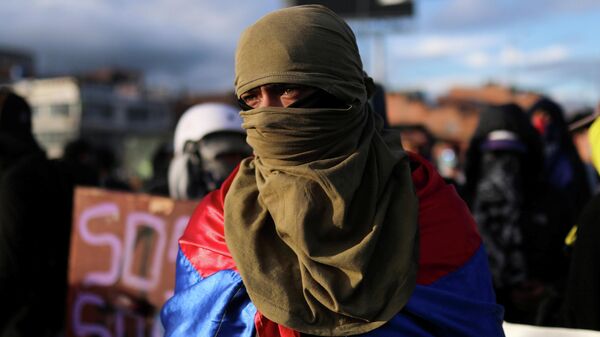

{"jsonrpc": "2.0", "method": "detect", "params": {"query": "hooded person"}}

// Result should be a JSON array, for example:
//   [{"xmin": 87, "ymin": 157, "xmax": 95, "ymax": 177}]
[
  {"xmin": 463, "ymin": 104, "xmax": 555, "ymax": 324},
  {"xmin": 0, "ymin": 88, "xmax": 72, "ymax": 337},
  {"xmin": 527, "ymin": 98, "xmax": 592, "ymax": 234},
  {"xmin": 161, "ymin": 5, "xmax": 504, "ymax": 337},
  {"xmin": 168, "ymin": 103, "xmax": 251, "ymax": 200},
  {"xmin": 562, "ymin": 115, "xmax": 600, "ymax": 330}
]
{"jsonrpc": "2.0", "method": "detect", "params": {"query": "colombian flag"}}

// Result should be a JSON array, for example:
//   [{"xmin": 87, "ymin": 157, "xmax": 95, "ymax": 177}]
[{"xmin": 161, "ymin": 153, "xmax": 505, "ymax": 336}]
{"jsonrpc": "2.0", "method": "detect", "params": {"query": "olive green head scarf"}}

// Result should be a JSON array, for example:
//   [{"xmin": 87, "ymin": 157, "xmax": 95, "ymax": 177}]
[
  {"xmin": 235, "ymin": 5, "xmax": 373, "ymax": 105},
  {"xmin": 225, "ymin": 5, "xmax": 418, "ymax": 336}
]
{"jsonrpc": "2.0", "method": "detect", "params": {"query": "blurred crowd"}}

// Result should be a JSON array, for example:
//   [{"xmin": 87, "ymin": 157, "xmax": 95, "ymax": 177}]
[
  {"xmin": 0, "ymin": 78, "xmax": 599, "ymax": 336},
  {"xmin": 396, "ymin": 94, "xmax": 600, "ymax": 330}
]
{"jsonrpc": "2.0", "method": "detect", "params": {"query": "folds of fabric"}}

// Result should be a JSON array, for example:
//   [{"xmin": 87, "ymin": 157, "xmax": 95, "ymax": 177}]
[
  {"xmin": 384, "ymin": 246, "xmax": 504, "ymax": 337},
  {"xmin": 234, "ymin": 6, "xmax": 372, "ymax": 106},
  {"xmin": 162, "ymin": 245, "xmax": 504, "ymax": 337},
  {"xmin": 228, "ymin": 5, "xmax": 418, "ymax": 334},
  {"xmin": 161, "ymin": 153, "xmax": 504, "ymax": 336},
  {"xmin": 225, "ymin": 105, "xmax": 418, "ymax": 335},
  {"xmin": 161, "ymin": 263, "xmax": 256, "ymax": 337}
]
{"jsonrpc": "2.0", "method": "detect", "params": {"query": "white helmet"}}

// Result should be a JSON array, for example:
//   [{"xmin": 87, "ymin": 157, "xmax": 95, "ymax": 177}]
[
  {"xmin": 169, "ymin": 102, "xmax": 250, "ymax": 200},
  {"xmin": 173, "ymin": 103, "xmax": 244, "ymax": 155}
]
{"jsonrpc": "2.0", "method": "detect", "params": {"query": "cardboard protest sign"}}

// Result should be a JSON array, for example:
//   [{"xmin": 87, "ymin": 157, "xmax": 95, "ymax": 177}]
[{"xmin": 66, "ymin": 187, "xmax": 198, "ymax": 337}]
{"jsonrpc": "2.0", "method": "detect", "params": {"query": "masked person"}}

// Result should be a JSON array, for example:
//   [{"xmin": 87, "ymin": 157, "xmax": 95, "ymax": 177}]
[
  {"xmin": 464, "ymin": 104, "xmax": 553, "ymax": 324},
  {"xmin": 161, "ymin": 5, "xmax": 504, "ymax": 336},
  {"xmin": 168, "ymin": 103, "xmax": 251, "ymax": 200}
]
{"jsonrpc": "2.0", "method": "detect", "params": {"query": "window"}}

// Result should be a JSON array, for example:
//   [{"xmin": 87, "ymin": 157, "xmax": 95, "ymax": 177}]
[
  {"xmin": 50, "ymin": 104, "xmax": 71, "ymax": 117},
  {"xmin": 32, "ymin": 106, "xmax": 43, "ymax": 117},
  {"xmin": 127, "ymin": 106, "xmax": 148, "ymax": 122},
  {"xmin": 86, "ymin": 103, "xmax": 113, "ymax": 120}
]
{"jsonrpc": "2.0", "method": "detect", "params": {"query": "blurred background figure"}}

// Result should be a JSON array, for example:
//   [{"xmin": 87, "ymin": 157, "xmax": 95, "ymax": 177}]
[
  {"xmin": 527, "ymin": 97, "xmax": 592, "ymax": 229},
  {"xmin": 568, "ymin": 108, "xmax": 600, "ymax": 194},
  {"xmin": 0, "ymin": 88, "xmax": 72, "ymax": 337},
  {"xmin": 168, "ymin": 102, "xmax": 251, "ymax": 200},
  {"xmin": 393, "ymin": 124, "xmax": 435, "ymax": 161},
  {"xmin": 142, "ymin": 141, "xmax": 173, "ymax": 196},
  {"xmin": 562, "ymin": 114, "xmax": 600, "ymax": 330},
  {"xmin": 432, "ymin": 139, "xmax": 465, "ymax": 189},
  {"xmin": 59, "ymin": 138, "xmax": 99, "ymax": 187},
  {"xmin": 369, "ymin": 82, "xmax": 390, "ymax": 129},
  {"xmin": 95, "ymin": 145, "xmax": 131, "ymax": 191},
  {"xmin": 464, "ymin": 103, "xmax": 550, "ymax": 324},
  {"xmin": 58, "ymin": 138, "xmax": 131, "ymax": 191}
]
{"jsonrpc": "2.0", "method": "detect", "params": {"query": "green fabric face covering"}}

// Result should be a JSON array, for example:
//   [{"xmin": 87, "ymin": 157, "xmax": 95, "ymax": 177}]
[{"xmin": 225, "ymin": 5, "xmax": 419, "ymax": 336}]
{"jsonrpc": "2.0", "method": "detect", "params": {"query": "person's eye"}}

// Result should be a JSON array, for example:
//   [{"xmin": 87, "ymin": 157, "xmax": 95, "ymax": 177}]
[
  {"xmin": 281, "ymin": 85, "xmax": 302, "ymax": 97},
  {"xmin": 241, "ymin": 92, "xmax": 259, "ymax": 107}
]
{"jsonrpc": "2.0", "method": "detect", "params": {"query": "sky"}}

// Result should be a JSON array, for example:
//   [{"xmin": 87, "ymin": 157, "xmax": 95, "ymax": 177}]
[{"xmin": 2, "ymin": 0, "xmax": 600, "ymax": 108}]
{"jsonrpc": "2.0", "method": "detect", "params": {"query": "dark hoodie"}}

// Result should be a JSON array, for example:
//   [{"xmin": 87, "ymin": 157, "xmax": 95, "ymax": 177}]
[
  {"xmin": 0, "ymin": 89, "xmax": 72, "ymax": 337},
  {"xmin": 465, "ymin": 104, "xmax": 544, "ymax": 282},
  {"xmin": 527, "ymin": 97, "xmax": 592, "ymax": 226},
  {"xmin": 562, "ymin": 116, "xmax": 600, "ymax": 330},
  {"xmin": 464, "ymin": 104, "xmax": 563, "ymax": 324}
]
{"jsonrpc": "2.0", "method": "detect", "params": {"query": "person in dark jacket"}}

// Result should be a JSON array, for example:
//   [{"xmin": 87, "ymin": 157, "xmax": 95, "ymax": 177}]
[
  {"xmin": 528, "ymin": 98, "xmax": 592, "ymax": 233},
  {"xmin": 562, "ymin": 115, "xmax": 600, "ymax": 330},
  {"xmin": 0, "ymin": 88, "xmax": 72, "ymax": 337},
  {"xmin": 464, "ymin": 103, "xmax": 564, "ymax": 324}
]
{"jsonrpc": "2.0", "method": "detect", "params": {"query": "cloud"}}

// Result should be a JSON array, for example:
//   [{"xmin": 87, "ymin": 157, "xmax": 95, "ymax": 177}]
[
  {"xmin": 515, "ymin": 57, "xmax": 600, "ymax": 90},
  {"xmin": 464, "ymin": 51, "xmax": 491, "ymax": 68},
  {"xmin": 407, "ymin": 56, "xmax": 600, "ymax": 106},
  {"xmin": 548, "ymin": 82, "xmax": 600, "ymax": 110},
  {"xmin": 460, "ymin": 44, "xmax": 570, "ymax": 70},
  {"xmin": 424, "ymin": 0, "xmax": 600, "ymax": 31},
  {"xmin": 389, "ymin": 34, "xmax": 499, "ymax": 59},
  {"xmin": 499, "ymin": 45, "xmax": 570, "ymax": 67},
  {"xmin": 1, "ymin": 0, "xmax": 598, "ymax": 103},
  {"xmin": 0, "ymin": 0, "xmax": 282, "ymax": 91}
]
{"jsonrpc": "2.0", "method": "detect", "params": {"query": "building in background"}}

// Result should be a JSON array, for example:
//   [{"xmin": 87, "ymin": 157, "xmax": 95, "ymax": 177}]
[
  {"xmin": 386, "ymin": 84, "xmax": 542, "ymax": 145},
  {"xmin": 12, "ymin": 68, "xmax": 174, "ymax": 183},
  {"xmin": 385, "ymin": 84, "xmax": 544, "ymax": 184}
]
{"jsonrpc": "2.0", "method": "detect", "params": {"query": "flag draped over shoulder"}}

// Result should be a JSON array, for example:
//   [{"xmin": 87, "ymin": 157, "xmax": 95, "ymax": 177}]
[{"xmin": 161, "ymin": 153, "xmax": 505, "ymax": 337}]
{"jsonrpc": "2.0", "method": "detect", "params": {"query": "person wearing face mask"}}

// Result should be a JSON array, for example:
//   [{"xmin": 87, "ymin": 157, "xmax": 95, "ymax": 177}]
[
  {"xmin": 168, "ymin": 103, "xmax": 252, "ymax": 200},
  {"xmin": 161, "ymin": 5, "xmax": 504, "ymax": 337},
  {"xmin": 463, "ymin": 104, "xmax": 553, "ymax": 324}
]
